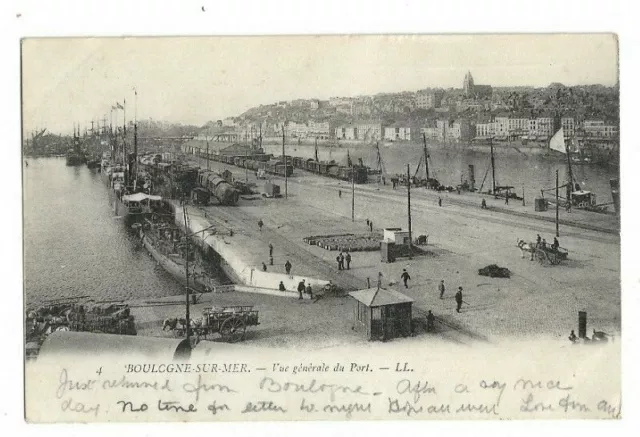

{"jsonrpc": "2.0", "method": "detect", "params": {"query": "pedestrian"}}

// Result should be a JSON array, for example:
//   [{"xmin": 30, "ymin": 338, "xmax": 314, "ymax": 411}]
[
  {"xmin": 438, "ymin": 197, "xmax": 442, "ymax": 207},
  {"xmin": 505, "ymin": 195, "xmax": 509, "ymax": 205},
  {"xmin": 297, "ymin": 279, "xmax": 305, "ymax": 300},
  {"xmin": 568, "ymin": 330, "xmax": 578, "ymax": 343},
  {"xmin": 438, "ymin": 279, "xmax": 445, "ymax": 299},
  {"xmin": 306, "ymin": 282, "xmax": 313, "ymax": 299},
  {"xmin": 345, "ymin": 252, "xmax": 352, "ymax": 269},
  {"xmin": 278, "ymin": 281, "xmax": 286, "ymax": 292},
  {"xmin": 481, "ymin": 198, "xmax": 487, "ymax": 209},
  {"xmin": 339, "ymin": 253, "xmax": 345, "ymax": 270},
  {"xmin": 269, "ymin": 243, "xmax": 273, "ymax": 257},
  {"xmin": 366, "ymin": 218, "xmax": 370, "ymax": 227},
  {"xmin": 339, "ymin": 189, "xmax": 342, "ymax": 198},
  {"xmin": 401, "ymin": 269, "xmax": 411, "ymax": 288},
  {"xmin": 369, "ymin": 221, "xmax": 373, "ymax": 232},
  {"xmin": 262, "ymin": 262, "xmax": 267, "ymax": 272},
  {"xmin": 455, "ymin": 287, "xmax": 463, "ymax": 313},
  {"xmin": 258, "ymin": 219, "xmax": 264, "ymax": 232},
  {"xmin": 285, "ymin": 260, "xmax": 292, "ymax": 275},
  {"xmin": 336, "ymin": 253, "xmax": 342, "ymax": 270},
  {"xmin": 426, "ymin": 310, "xmax": 435, "ymax": 332},
  {"xmin": 269, "ymin": 255, "xmax": 274, "ymax": 266}
]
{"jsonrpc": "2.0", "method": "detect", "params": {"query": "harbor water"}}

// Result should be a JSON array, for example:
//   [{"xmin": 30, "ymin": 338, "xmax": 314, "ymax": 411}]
[
  {"xmin": 262, "ymin": 143, "xmax": 619, "ymax": 205},
  {"xmin": 22, "ymin": 157, "xmax": 225, "ymax": 307}
]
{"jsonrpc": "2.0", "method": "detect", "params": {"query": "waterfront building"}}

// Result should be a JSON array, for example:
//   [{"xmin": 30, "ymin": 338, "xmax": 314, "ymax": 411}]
[
  {"xmin": 475, "ymin": 121, "xmax": 496, "ymax": 138},
  {"xmin": 494, "ymin": 116, "xmax": 510, "ymax": 138},
  {"xmin": 335, "ymin": 125, "xmax": 357, "ymax": 140},
  {"xmin": 561, "ymin": 116, "xmax": 576, "ymax": 138},
  {"xmin": 584, "ymin": 120, "xmax": 619, "ymax": 138},
  {"xmin": 383, "ymin": 123, "xmax": 413, "ymax": 141}
]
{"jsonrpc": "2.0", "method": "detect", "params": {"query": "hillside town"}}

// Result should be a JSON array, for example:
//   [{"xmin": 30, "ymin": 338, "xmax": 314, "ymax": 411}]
[{"xmin": 194, "ymin": 71, "xmax": 619, "ymax": 154}]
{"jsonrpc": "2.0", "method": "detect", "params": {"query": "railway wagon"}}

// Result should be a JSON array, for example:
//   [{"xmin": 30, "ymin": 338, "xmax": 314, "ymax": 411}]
[
  {"xmin": 328, "ymin": 165, "xmax": 341, "ymax": 178},
  {"xmin": 337, "ymin": 166, "xmax": 368, "ymax": 184},
  {"xmin": 292, "ymin": 157, "xmax": 306, "ymax": 168}
]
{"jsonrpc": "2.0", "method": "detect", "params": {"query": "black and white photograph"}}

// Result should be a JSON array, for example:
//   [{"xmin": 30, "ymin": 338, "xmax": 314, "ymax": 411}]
[{"xmin": 14, "ymin": 26, "xmax": 627, "ymax": 424}]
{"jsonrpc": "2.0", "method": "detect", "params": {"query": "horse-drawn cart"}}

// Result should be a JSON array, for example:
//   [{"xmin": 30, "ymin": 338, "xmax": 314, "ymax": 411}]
[
  {"xmin": 534, "ymin": 246, "xmax": 569, "ymax": 265},
  {"xmin": 195, "ymin": 306, "xmax": 259, "ymax": 343}
]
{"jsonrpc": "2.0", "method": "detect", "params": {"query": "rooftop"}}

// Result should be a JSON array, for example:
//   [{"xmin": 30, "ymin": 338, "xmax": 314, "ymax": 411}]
[{"xmin": 349, "ymin": 287, "xmax": 414, "ymax": 307}]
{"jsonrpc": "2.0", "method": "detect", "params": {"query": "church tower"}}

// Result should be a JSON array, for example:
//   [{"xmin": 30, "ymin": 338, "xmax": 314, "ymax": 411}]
[{"xmin": 463, "ymin": 71, "xmax": 475, "ymax": 97}]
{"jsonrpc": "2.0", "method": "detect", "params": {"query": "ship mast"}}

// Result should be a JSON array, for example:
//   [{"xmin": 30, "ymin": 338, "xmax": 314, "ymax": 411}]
[{"xmin": 422, "ymin": 133, "xmax": 430, "ymax": 180}]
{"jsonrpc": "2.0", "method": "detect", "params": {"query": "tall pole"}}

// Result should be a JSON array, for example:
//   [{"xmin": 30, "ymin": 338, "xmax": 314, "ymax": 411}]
[
  {"xmin": 351, "ymin": 163, "xmax": 355, "ymax": 222},
  {"xmin": 490, "ymin": 137, "xmax": 496, "ymax": 196},
  {"xmin": 552, "ymin": 170, "xmax": 556, "ymax": 237},
  {"xmin": 407, "ymin": 164, "xmax": 412, "ymax": 259},
  {"xmin": 423, "ymin": 133, "xmax": 430, "ymax": 180},
  {"xmin": 183, "ymin": 200, "xmax": 192, "ymax": 343},
  {"xmin": 206, "ymin": 135, "xmax": 210, "ymax": 170},
  {"xmin": 282, "ymin": 124, "xmax": 288, "ymax": 199}
]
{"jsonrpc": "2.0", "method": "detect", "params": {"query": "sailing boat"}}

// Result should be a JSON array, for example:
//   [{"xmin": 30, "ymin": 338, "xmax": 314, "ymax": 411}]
[{"xmin": 545, "ymin": 128, "xmax": 600, "ymax": 211}]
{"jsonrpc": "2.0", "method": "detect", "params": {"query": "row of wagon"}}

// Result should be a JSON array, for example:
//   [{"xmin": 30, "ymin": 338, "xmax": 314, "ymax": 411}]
[
  {"xmin": 290, "ymin": 156, "xmax": 369, "ymax": 184},
  {"xmin": 193, "ymin": 149, "xmax": 368, "ymax": 184},
  {"xmin": 195, "ymin": 150, "xmax": 294, "ymax": 178}
]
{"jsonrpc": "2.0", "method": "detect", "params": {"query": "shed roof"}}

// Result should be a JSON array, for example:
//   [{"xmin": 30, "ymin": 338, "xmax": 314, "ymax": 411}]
[{"xmin": 349, "ymin": 287, "xmax": 414, "ymax": 307}]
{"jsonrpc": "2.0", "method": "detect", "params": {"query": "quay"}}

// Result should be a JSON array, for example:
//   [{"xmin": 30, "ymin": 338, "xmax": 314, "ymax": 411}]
[{"xmin": 125, "ymin": 153, "xmax": 619, "ymax": 347}]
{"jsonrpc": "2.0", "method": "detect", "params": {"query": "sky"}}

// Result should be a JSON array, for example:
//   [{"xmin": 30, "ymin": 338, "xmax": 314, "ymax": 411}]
[{"xmin": 21, "ymin": 34, "xmax": 619, "ymax": 135}]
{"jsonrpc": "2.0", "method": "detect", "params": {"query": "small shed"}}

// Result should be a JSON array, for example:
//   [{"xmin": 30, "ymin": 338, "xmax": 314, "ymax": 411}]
[
  {"xmin": 349, "ymin": 287, "xmax": 414, "ymax": 341},
  {"xmin": 383, "ymin": 228, "xmax": 411, "ymax": 245}
]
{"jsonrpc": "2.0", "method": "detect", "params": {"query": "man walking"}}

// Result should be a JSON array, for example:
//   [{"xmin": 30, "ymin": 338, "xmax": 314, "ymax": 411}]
[
  {"xmin": 336, "ymin": 253, "xmax": 342, "ymax": 270},
  {"xmin": 262, "ymin": 262, "xmax": 267, "ymax": 272},
  {"xmin": 297, "ymin": 279, "xmax": 305, "ymax": 300},
  {"xmin": 455, "ymin": 287, "xmax": 463, "ymax": 313},
  {"xmin": 345, "ymin": 252, "xmax": 352, "ymax": 270},
  {"xmin": 438, "ymin": 197, "xmax": 442, "ymax": 207},
  {"xmin": 369, "ymin": 221, "xmax": 373, "ymax": 232},
  {"xmin": 285, "ymin": 260, "xmax": 292, "ymax": 275},
  {"xmin": 401, "ymin": 269, "xmax": 411, "ymax": 288},
  {"xmin": 258, "ymin": 219, "xmax": 264, "ymax": 232},
  {"xmin": 305, "ymin": 282, "xmax": 313, "ymax": 300},
  {"xmin": 438, "ymin": 279, "xmax": 445, "ymax": 299},
  {"xmin": 339, "ymin": 253, "xmax": 345, "ymax": 270},
  {"xmin": 269, "ymin": 243, "xmax": 273, "ymax": 257}
]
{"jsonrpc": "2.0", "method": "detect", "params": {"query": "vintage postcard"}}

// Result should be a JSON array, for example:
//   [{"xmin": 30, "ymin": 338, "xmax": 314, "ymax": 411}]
[{"xmin": 21, "ymin": 34, "xmax": 621, "ymax": 423}]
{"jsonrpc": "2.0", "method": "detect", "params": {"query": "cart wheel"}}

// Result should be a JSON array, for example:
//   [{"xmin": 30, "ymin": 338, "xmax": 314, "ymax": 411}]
[
  {"xmin": 535, "ymin": 250, "xmax": 546, "ymax": 265},
  {"xmin": 220, "ymin": 317, "xmax": 246, "ymax": 343}
]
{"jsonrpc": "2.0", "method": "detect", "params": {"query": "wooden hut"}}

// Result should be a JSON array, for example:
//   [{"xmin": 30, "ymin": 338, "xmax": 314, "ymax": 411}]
[{"xmin": 348, "ymin": 287, "xmax": 414, "ymax": 341}]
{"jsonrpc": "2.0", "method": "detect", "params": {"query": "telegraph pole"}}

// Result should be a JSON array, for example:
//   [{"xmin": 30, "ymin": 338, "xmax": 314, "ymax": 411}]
[
  {"xmin": 490, "ymin": 136, "xmax": 496, "ymax": 196},
  {"xmin": 351, "ymin": 163, "xmax": 355, "ymax": 222},
  {"xmin": 282, "ymin": 124, "xmax": 288, "ymax": 199},
  {"xmin": 407, "ymin": 164, "xmax": 412, "ymax": 259}
]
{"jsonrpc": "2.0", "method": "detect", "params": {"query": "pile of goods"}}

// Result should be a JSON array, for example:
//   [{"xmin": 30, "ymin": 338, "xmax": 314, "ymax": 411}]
[
  {"xmin": 26, "ymin": 302, "xmax": 137, "ymax": 358},
  {"xmin": 303, "ymin": 233, "xmax": 383, "ymax": 252},
  {"xmin": 478, "ymin": 264, "xmax": 511, "ymax": 278}
]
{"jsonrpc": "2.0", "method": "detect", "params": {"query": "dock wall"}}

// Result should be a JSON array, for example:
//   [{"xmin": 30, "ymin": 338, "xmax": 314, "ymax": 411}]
[{"xmin": 173, "ymin": 204, "xmax": 330, "ymax": 293}]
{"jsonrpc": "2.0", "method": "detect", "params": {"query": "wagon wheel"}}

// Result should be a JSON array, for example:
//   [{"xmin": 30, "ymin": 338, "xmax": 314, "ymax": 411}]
[
  {"xmin": 220, "ymin": 317, "xmax": 246, "ymax": 343},
  {"xmin": 535, "ymin": 249, "xmax": 546, "ymax": 265},
  {"xmin": 549, "ymin": 252, "xmax": 560, "ymax": 265}
]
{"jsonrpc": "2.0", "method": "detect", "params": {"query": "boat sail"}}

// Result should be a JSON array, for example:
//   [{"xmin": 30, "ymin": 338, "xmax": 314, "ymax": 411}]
[{"xmin": 549, "ymin": 128, "xmax": 566, "ymax": 154}]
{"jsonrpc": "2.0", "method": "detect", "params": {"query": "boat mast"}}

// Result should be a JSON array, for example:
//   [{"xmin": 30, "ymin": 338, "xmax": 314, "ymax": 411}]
[
  {"xmin": 565, "ymin": 138, "xmax": 575, "ymax": 204},
  {"xmin": 407, "ymin": 163, "xmax": 412, "ymax": 259},
  {"xmin": 422, "ymin": 133, "xmax": 430, "ymax": 180},
  {"xmin": 182, "ymin": 202, "xmax": 192, "ymax": 344}
]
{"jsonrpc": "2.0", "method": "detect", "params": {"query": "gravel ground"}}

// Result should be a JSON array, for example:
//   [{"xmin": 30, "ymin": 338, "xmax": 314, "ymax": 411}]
[{"xmin": 132, "ymin": 156, "xmax": 620, "ymax": 347}]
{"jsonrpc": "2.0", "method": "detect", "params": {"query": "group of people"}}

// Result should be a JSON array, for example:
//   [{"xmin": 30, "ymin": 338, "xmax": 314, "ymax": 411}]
[
  {"xmin": 569, "ymin": 329, "xmax": 610, "ymax": 344},
  {"xmin": 536, "ymin": 234, "xmax": 560, "ymax": 251},
  {"xmin": 365, "ymin": 219, "xmax": 374, "ymax": 232},
  {"xmin": 277, "ymin": 279, "xmax": 313, "ymax": 300},
  {"xmin": 336, "ymin": 252, "xmax": 352, "ymax": 270}
]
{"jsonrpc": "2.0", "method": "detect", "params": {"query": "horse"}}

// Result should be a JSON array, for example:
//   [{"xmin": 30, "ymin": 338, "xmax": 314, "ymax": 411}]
[{"xmin": 516, "ymin": 239, "xmax": 536, "ymax": 260}]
